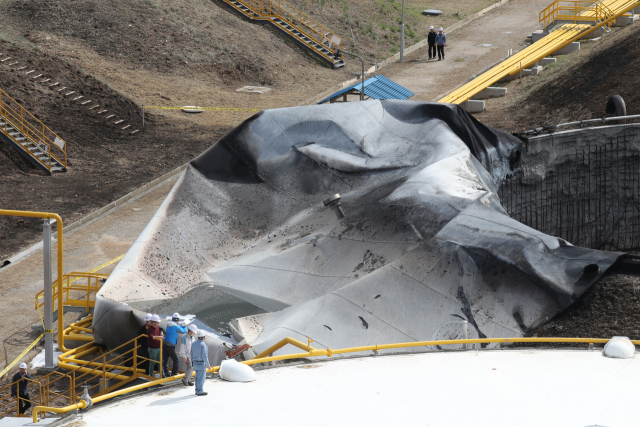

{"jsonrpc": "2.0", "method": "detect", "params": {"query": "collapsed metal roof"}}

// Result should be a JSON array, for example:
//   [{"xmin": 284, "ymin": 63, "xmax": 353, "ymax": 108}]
[{"xmin": 93, "ymin": 100, "xmax": 621, "ymax": 364}]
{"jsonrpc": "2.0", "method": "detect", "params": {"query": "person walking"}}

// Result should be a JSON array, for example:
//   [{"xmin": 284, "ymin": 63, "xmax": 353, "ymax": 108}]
[
  {"xmin": 179, "ymin": 324, "xmax": 198, "ymax": 386},
  {"xmin": 11, "ymin": 363, "xmax": 33, "ymax": 415},
  {"xmin": 427, "ymin": 26, "xmax": 437, "ymax": 60},
  {"xmin": 147, "ymin": 314, "xmax": 164, "ymax": 378},
  {"xmin": 137, "ymin": 313, "xmax": 152, "ymax": 373},
  {"xmin": 435, "ymin": 27, "xmax": 447, "ymax": 61},
  {"xmin": 190, "ymin": 330, "xmax": 211, "ymax": 396},
  {"xmin": 163, "ymin": 313, "xmax": 189, "ymax": 377}
]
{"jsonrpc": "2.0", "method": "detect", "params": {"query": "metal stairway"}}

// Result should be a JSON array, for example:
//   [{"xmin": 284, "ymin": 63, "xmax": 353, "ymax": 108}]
[
  {"xmin": 0, "ymin": 88, "xmax": 67, "ymax": 174},
  {"xmin": 222, "ymin": 0, "xmax": 345, "ymax": 68}
]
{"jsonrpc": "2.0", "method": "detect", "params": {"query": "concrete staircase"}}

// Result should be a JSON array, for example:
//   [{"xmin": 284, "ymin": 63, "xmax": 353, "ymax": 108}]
[
  {"xmin": 0, "ymin": 89, "xmax": 67, "ymax": 175},
  {"xmin": 220, "ymin": 0, "xmax": 345, "ymax": 68}
]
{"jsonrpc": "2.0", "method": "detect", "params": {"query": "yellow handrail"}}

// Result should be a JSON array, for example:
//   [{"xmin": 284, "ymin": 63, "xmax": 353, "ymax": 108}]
[
  {"xmin": 0, "ymin": 88, "xmax": 67, "ymax": 172},
  {"xmin": 220, "ymin": 0, "xmax": 343, "ymax": 61},
  {"xmin": 32, "ymin": 333, "xmax": 637, "ymax": 422},
  {"xmin": 35, "ymin": 272, "xmax": 108, "ymax": 314}
]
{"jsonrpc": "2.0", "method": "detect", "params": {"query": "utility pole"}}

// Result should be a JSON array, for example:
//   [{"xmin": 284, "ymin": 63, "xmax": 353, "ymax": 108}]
[
  {"xmin": 43, "ymin": 219, "xmax": 55, "ymax": 369},
  {"xmin": 400, "ymin": 0, "xmax": 405, "ymax": 61},
  {"xmin": 342, "ymin": 51, "xmax": 365, "ymax": 101}
]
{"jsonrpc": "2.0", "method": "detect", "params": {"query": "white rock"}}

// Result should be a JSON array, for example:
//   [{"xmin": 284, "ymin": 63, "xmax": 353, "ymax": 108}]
[
  {"xmin": 219, "ymin": 359, "xmax": 256, "ymax": 382},
  {"xmin": 604, "ymin": 336, "xmax": 635, "ymax": 359}
]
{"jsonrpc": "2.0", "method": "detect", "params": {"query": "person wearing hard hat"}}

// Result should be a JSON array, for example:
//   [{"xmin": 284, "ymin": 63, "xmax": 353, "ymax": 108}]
[
  {"xmin": 179, "ymin": 323, "xmax": 198, "ymax": 387},
  {"xmin": 190, "ymin": 330, "xmax": 211, "ymax": 396},
  {"xmin": 435, "ymin": 27, "xmax": 447, "ymax": 61},
  {"xmin": 147, "ymin": 314, "xmax": 164, "ymax": 378},
  {"xmin": 137, "ymin": 313, "xmax": 152, "ymax": 373},
  {"xmin": 11, "ymin": 363, "xmax": 33, "ymax": 415},
  {"xmin": 427, "ymin": 26, "xmax": 437, "ymax": 60},
  {"xmin": 162, "ymin": 313, "xmax": 189, "ymax": 378}
]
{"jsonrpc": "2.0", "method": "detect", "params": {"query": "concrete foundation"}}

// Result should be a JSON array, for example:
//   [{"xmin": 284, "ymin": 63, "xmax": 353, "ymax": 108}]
[
  {"xmin": 460, "ymin": 99, "xmax": 485, "ymax": 113},
  {"xmin": 555, "ymin": 42, "xmax": 580, "ymax": 55},
  {"xmin": 471, "ymin": 87, "xmax": 507, "ymax": 100},
  {"xmin": 614, "ymin": 15, "xmax": 638, "ymax": 27},
  {"xmin": 532, "ymin": 30, "xmax": 549, "ymax": 43},
  {"xmin": 540, "ymin": 57, "xmax": 556, "ymax": 66},
  {"xmin": 528, "ymin": 65, "xmax": 543, "ymax": 76}
]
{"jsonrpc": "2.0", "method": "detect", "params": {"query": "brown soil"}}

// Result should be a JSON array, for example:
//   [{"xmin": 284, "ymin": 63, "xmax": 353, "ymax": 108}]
[
  {"xmin": 513, "ymin": 269, "xmax": 640, "ymax": 348},
  {"xmin": 482, "ymin": 24, "xmax": 640, "ymax": 133},
  {"xmin": 0, "ymin": 37, "xmax": 231, "ymax": 261}
]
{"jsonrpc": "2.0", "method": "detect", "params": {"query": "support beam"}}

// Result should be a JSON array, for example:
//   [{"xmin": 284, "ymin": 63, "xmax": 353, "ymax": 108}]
[
  {"xmin": 43, "ymin": 219, "xmax": 55, "ymax": 369},
  {"xmin": 555, "ymin": 42, "xmax": 580, "ymax": 55}
]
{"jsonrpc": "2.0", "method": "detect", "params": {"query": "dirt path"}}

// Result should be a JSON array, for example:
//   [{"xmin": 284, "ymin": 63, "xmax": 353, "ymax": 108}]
[
  {"xmin": 380, "ymin": 0, "xmax": 550, "ymax": 102},
  {"xmin": 0, "ymin": 176, "xmax": 178, "ymax": 379}
]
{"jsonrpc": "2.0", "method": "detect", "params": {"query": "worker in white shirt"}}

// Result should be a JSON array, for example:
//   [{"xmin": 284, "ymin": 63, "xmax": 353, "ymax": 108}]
[{"xmin": 179, "ymin": 323, "xmax": 198, "ymax": 386}]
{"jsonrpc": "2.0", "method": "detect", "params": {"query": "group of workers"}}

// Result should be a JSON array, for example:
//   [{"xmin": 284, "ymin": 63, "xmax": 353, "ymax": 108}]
[
  {"xmin": 140, "ymin": 312, "xmax": 212, "ymax": 396},
  {"xmin": 427, "ymin": 26, "xmax": 448, "ymax": 61}
]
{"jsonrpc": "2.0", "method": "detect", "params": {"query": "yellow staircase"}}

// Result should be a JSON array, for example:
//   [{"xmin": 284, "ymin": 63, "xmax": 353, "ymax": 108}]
[
  {"xmin": 219, "ymin": 0, "xmax": 345, "ymax": 68},
  {"xmin": 0, "ymin": 88, "xmax": 67, "ymax": 174}
]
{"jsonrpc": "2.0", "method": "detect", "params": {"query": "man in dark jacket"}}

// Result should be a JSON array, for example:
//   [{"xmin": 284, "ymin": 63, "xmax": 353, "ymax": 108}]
[
  {"xmin": 11, "ymin": 363, "xmax": 33, "ymax": 415},
  {"xmin": 137, "ymin": 313, "xmax": 152, "ymax": 373},
  {"xmin": 427, "ymin": 26, "xmax": 437, "ymax": 60}
]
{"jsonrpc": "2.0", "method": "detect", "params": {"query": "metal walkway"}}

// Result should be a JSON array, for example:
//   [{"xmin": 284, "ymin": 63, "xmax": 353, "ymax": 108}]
[
  {"xmin": 220, "ymin": 0, "xmax": 345, "ymax": 68},
  {"xmin": 440, "ymin": 0, "xmax": 640, "ymax": 105},
  {"xmin": 0, "ymin": 88, "xmax": 67, "ymax": 174}
]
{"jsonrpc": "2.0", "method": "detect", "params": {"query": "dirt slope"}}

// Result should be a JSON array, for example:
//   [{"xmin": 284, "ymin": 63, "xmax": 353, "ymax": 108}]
[
  {"xmin": 482, "ymin": 24, "xmax": 640, "ymax": 132},
  {"xmin": 0, "ymin": 38, "xmax": 231, "ymax": 261}
]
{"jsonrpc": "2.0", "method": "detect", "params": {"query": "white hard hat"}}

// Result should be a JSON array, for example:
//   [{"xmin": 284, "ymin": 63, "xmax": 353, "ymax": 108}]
[
  {"xmin": 151, "ymin": 314, "xmax": 161, "ymax": 322},
  {"xmin": 188, "ymin": 324, "xmax": 198, "ymax": 333},
  {"xmin": 145, "ymin": 313, "xmax": 152, "ymax": 321},
  {"xmin": 172, "ymin": 312, "xmax": 180, "ymax": 319},
  {"xmin": 439, "ymin": 27, "xmax": 443, "ymax": 31},
  {"xmin": 19, "ymin": 363, "xmax": 27, "ymax": 369},
  {"xmin": 197, "ymin": 330, "xmax": 206, "ymax": 339},
  {"xmin": 430, "ymin": 26, "xmax": 434, "ymax": 29}
]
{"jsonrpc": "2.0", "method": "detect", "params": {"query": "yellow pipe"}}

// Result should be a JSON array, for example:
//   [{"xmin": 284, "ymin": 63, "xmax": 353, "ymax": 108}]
[
  {"xmin": 0, "ymin": 210, "xmax": 68, "ymax": 352},
  {"xmin": 32, "ymin": 335, "xmax": 633, "ymax": 422},
  {"xmin": 33, "ymin": 400, "xmax": 86, "ymax": 423},
  {"xmin": 441, "ymin": 0, "xmax": 640, "ymax": 104}
]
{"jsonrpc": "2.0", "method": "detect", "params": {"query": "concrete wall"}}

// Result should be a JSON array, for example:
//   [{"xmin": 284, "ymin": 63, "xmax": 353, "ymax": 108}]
[{"xmin": 499, "ymin": 124, "xmax": 640, "ymax": 254}]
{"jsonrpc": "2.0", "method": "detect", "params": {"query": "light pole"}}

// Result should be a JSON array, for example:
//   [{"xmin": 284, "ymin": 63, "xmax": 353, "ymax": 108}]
[
  {"xmin": 342, "ymin": 50, "xmax": 365, "ymax": 101},
  {"xmin": 400, "ymin": 0, "xmax": 405, "ymax": 61}
]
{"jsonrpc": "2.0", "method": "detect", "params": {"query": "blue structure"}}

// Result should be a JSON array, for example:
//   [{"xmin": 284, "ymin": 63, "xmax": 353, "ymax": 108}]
[{"xmin": 318, "ymin": 75, "xmax": 414, "ymax": 104}]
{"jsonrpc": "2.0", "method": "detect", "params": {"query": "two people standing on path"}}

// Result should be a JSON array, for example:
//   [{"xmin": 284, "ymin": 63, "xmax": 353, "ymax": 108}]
[{"xmin": 428, "ymin": 27, "xmax": 447, "ymax": 61}]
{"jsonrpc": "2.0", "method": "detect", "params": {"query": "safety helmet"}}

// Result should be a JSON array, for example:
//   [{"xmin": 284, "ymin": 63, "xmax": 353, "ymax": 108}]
[
  {"xmin": 188, "ymin": 324, "xmax": 198, "ymax": 333},
  {"xmin": 145, "ymin": 313, "xmax": 152, "ymax": 321},
  {"xmin": 19, "ymin": 363, "xmax": 27, "ymax": 369},
  {"xmin": 430, "ymin": 26, "xmax": 434, "ymax": 29},
  {"xmin": 172, "ymin": 312, "xmax": 180, "ymax": 321},
  {"xmin": 151, "ymin": 314, "xmax": 161, "ymax": 322},
  {"xmin": 439, "ymin": 27, "xmax": 443, "ymax": 31},
  {"xmin": 197, "ymin": 330, "xmax": 206, "ymax": 339}
]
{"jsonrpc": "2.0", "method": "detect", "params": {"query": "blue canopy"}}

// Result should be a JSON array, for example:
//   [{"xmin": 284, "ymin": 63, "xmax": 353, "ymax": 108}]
[{"xmin": 318, "ymin": 75, "xmax": 414, "ymax": 104}]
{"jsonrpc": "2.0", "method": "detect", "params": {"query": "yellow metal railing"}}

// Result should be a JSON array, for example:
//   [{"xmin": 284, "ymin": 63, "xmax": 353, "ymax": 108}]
[
  {"xmin": 35, "ymin": 272, "xmax": 108, "ymax": 319},
  {"xmin": 29, "ymin": 331, "xmax": 639, "ymax": 422},
  {"xmin": 0, "ymin": 88, "xmax": 67, "ymax": 173},
  {"xmin": 539, "ymin": 1, "xmax": 610, "ymax": 28},
  {"xmin": 222, "ymin": 0, "xmax": 343, "ymax": 62}
]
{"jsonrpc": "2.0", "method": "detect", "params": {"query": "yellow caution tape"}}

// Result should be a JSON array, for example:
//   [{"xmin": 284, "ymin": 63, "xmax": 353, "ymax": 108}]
[
  {"xmin": 0, "ymin": 333, "xmax": 44, "ymax": 378},
  {"xmin": 143, "ymin": 106, "xmax": 262, "ymax": 112},
  {"xmin": 87, "ymin": 254, "xmax": 125, "ymax": 274}
]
